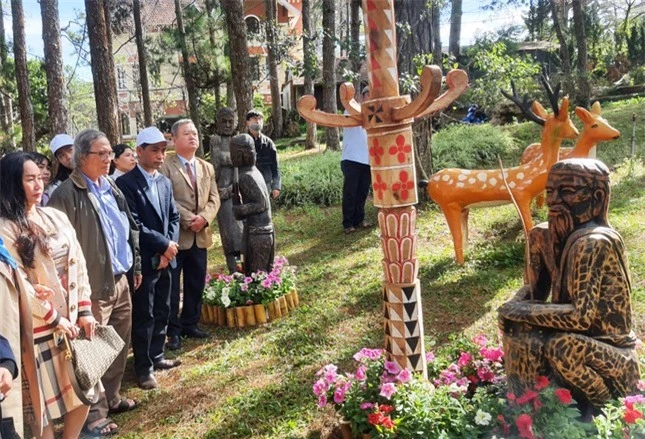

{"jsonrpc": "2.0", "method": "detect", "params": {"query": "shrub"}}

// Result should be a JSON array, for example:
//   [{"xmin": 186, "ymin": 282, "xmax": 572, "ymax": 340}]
[
  {"xmin": 277, "ymin": 151, "xmax": 344, "ymax": 208},
  {"xmin": 432, "ymin": 124, "xmax": 518, "ymax": 172}
]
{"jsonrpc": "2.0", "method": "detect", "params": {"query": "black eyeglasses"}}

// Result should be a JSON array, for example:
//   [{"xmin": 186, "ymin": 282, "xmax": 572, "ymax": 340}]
[{"xmin": 87, "ymin": 151, "xmax": 115, "ymax": 160}]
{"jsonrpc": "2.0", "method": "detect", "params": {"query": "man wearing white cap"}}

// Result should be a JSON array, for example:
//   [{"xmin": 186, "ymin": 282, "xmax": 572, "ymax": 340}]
[
  {"xmin": 116, "ymin": 127, "xmax": 181, "ymax": 390},
  {"xmin": 45, "ymin": 133, "xmax": 75, "ymax": 200}
]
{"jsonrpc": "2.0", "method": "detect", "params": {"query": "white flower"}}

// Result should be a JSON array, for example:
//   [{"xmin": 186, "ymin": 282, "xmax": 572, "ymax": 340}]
[
  {"xmin": 474, "ymin": 409, "xmax": 492, "ymax": 426},
  {"xmin": 221, "ymin": 287, "xmax": 231, "ymax": 308}
]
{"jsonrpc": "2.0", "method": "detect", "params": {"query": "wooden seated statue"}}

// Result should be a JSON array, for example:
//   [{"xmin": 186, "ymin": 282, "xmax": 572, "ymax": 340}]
[{"xmin": 498, "ymin": 158, "xmax": 640, "ymax": 411}]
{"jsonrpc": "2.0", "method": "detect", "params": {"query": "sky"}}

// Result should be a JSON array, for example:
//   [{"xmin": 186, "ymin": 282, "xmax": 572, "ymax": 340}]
[{"xmin": 3, "ymin": 0, "xmax": 528, "ymax": 82}]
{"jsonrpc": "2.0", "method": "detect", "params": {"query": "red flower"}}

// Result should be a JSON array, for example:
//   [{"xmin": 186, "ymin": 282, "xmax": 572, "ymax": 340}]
[
  {"xmin": 517, "ymin": 389, "xmax": 539, "ymax": 405},
  {"xmin": 392, "ymin": 171, "xmax": 414, "ymax": 201},
  {"xmin": 379, "ymin": 404, "xmax": 394, "ymax": 414},
  {"xmin": 388, "ymin": 134, "xmax": 412, "ymax": 164},
  {"xmin": 534, "ymin": 376, "xmax": 550, "ymax": 391},
  {"xmin": 368, "ymin": 412, "xmax": 384, "ymax": 426},
  {"xmin": 515, "ymin": 413, "xmax": 535, "ymax": 439},
  {"xmin": 497, "ymin": 414, "xmax": 511, "ymax": 436},
  {"xmin": 624, "ymin": 401, "xmax": 643, "ymax": 424},
  {"xmin": 554, "ymin": 388, "xmax": 573, "ymax": 405},
  {"xmin": 370, "ymin": 139, "xmax": 385, "ymax": 165},
  {"xmin": 507, "ymin": 392, "xmax": 516, "ymax": 402},
  {"xmin": 372, "ymin": 174, "xmax": 387, "ymax": 200},
  {"xmin": 380, "ymin": 415, "xmax": 395, "ymax": 429}
]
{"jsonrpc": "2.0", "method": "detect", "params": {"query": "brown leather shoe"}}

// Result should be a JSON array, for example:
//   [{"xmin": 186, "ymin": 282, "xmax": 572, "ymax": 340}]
[
  {"xmin": 153, "ymin": 359, "xmax": 182, "ymax": 370},
  {"xmin": 137, "ymin": 374, "xmax": 158, "ymax": 390}
]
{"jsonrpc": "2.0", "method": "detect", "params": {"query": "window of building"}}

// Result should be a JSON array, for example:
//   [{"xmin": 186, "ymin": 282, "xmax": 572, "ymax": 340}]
[
  {"xmin": 117, "ymin": 67, "xmax": 126, "ymax": 89},
  {"xmin": 245, "ymin": 16, "xmax": 261, "ymax": 35},
  {"xmin": 120, "ymin": 112, "xmax": 131, "ymax": 136}
]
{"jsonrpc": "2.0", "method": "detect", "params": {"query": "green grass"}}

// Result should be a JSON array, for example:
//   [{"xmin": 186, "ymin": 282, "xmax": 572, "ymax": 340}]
[{"xmin": 115, "ymin": 100, "xmax": 644, "ymax": 438}]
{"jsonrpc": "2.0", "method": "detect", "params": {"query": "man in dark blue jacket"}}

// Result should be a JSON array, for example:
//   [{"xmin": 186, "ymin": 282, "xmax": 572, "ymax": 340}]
[{"xmin": 116, "ymin": 127, "xmax": 181, "ymax": 390}]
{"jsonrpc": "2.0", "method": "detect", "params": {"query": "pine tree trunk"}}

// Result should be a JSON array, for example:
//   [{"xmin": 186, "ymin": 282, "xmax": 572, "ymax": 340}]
[
  {"xmin": 431, "ymin": 2, "xmax": 442, "ymax": 67},
  {"xmin": 322, "ymin": 0, "xmax": 339, "ymax": 151},
  {"xmin": 350, "ymin": 0, "xmax": 361, "ymax": 95},
  {"xmin": 205, "ymin": 0, "xmax": 222, "ymax": 111},
  {"xmin": 265, "ymin": 0, "xmax": 283, "ymax": 139},
  {"xmin": 221, "ymin": 0, "xmax": 253, "ymax": 133},
  {"xmin": 85, "ymin": 0, "xmax": 120, "ymax": 145},
  {"xmin": 40, "ymin": 0, "xmax": 69, "ymax": 136},
  {"xmin": 449, "ymin": 0, "xmax": 462, "ymax": 58},
  {"xmin": 11, "ymin": 0, "xmax": 35, "ymax": 151},
  {"xmin": 571, "ymin": 0, "xmax": 590, "ymax": 107},
  {"xmin": 0, "ymin": 0, "xmax": 14, "ymax": 150},
  {"xmin": 302, "ymin": 0, "xmax": 317, "ymax": 150},
  {"xmin": 550, "ymin": 0, "xmax": 574, "ymax": 97},
  {"xmin": 394, "ymin": 0, "xmax": 432, "ymax": 78},
  {"xmin": 174, "ymin": 0, "xmax": 203, "ymax": 156},
  {"xmin": 134, "ymin": 0, "xmax": 152, "ymax": 127}
]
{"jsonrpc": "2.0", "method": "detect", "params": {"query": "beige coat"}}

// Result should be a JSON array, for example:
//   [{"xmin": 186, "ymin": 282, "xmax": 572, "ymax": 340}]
[
  {"xmin": 0, "ymin": 208, "xmax": 93, "ymax": 337},
  {"xmin": 160, "ymin": 154, "xmax": 220, "ymax": 250},
  {"xmin": 0, "ymin": 260, "xmax": 43, "ymax": 437}
]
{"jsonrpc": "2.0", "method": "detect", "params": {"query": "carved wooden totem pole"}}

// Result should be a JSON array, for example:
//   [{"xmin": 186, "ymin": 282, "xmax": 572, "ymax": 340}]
[{"xmin": 297, "ymin": 0, "xmax": 468, "ymax": 375}]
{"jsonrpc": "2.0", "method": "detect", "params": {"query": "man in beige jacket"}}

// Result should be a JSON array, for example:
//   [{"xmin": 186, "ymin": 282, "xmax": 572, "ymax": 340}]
[{"xmin": 160, "ymin": 119, "xmax": 220, "ymax": 350}]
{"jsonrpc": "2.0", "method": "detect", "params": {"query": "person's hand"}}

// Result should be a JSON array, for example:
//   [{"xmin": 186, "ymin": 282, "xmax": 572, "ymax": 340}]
[
  {"xmin": 77, "ymin": 315, "xmax": 98, "ymax": 340},
  {"xmin": 163, "ymin": 241, "xmax": 179, "ymax": 260},
  {"xmin": 0, "ymin": 367, "xmax": 13, "ymax": 399},
  {"xmin": 271, "ymin": 189, "xmax": 280, "ymax": 199},
  {"xmin": 56, "ymin": 317, "xmax": 79, "ymax": 339},
  {"xmin": 33, "ymin": 284, "xmax": 55, "ymax": 302},
  {"xmin": 157, "ymin": 255, "xmax": 170, "ymax": 270},
  {"xmin": 134, "ymin": 274, "xmax": 143, "ymax": 290},
  {"xmin": 190, "ymin": 215, "xmax": 207, "ymax": 233}
]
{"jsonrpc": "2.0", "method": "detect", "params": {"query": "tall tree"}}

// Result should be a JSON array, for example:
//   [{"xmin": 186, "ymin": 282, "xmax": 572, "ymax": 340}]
[
  {"xmin": 265, "ymin": 0, "xmax": 283, "ymax": 139},
  {"xmin": 0, "ymin": 0, "xmax": 15, "ymax": 150},
  {"xmin": 322, "ymin": 0, "xmax": 339, "ymax": 150},
  {"xmin": 302, "ymin": 0, "xmax": 317, "ymax": 150},
  {"xmin": 85, "ymin": 0, "xmax": 120, "ymax": 145},
  {"xmin": 40, "ymin": 0, "xmax": 69, "ymax": 136},
  {"xmin": 221, "ymin": 0, "xmax": 253, "ymax": 133},
  {"xmin": 431, "ymin": 1, "xmax": 442, "ymax": 67},
  {"xmin": 349, "ymin": 0, "xmax": 361, "ymax": 95},
  {"xmin": 11, "ymin": 0, "xmax": 35, "ymax": 151},
  {"xmin": 133, "ymin": 0, "xmax": 152, "ymax": 126},
  {"xmin": 549, "ymin": 0, "xmax": 573, "ymax": 97},
  {"xmin": 572, "ymin": 0, "xmax": 590, "ymax": 107},
  {"xmin": 174, "ymin": 0, "xmax": 203, "ymax": 156},
  {"xmin": 394, "ymin": 0, "xmax": 432, "ymax": 76},
  {"xmin": 449, "ymin": 0, "xmax": 462, "ymax": 58}
]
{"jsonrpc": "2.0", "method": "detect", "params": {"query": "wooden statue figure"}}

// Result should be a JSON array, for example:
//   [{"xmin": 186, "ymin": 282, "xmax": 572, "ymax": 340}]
[
  {"xmin": 426, "ymin": 79, "xmax": 579, "ymax": 264},
  {"xmin": 297, "ymin": 0, "xmax": 469, "ymax": 375},
  {"xmin": 498, "ymin": 158, "xmax": 640, "ymax": 411},
  {"xmin": 211, "ymin": 107, "xmax": 244, "ymax": 273},
  {"xmin": 230, "ymin": 133, "xmax": 275, "ymax": 276},
  {"xmin": 521, "ymin": 101, "xmax": 621, "ymax": 208}
]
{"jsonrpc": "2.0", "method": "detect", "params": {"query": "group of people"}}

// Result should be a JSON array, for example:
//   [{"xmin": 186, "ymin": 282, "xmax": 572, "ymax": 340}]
[{"xmin": 0, "ymin": 110, "xmax": 281, "ymax": 439}]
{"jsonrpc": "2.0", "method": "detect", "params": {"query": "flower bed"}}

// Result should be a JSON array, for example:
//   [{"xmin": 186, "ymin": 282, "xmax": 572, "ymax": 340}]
[
  {"xmin": 201, "ymin": 256, "xmax": 298, "ymax": 328},
  {"xmin": 314, "ymin": 334, "xmax": 645, "ymax": 438}
]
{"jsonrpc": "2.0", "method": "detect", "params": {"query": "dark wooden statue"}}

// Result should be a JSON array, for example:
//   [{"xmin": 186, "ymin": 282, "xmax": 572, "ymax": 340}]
[
  {"xmin": 211, "ymin": 107, "xmax": 243, "ymax": 272},
  {"xmin": 499, "ymin": 158, "xmax": 639, "ymax": 411},
  {"xmin": 230, "ymin": 134, "xmax": 275, "ymax": 275}
]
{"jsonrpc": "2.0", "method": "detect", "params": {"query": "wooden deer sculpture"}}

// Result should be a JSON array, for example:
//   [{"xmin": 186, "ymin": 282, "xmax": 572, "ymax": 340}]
[
  {"xmin": 425, "ymin": 80, "xmax": 578, "ymax": 264},
  {"xmin": 297, "ymin": 0, "xmax": 468, "ymax": 376},
  {"xmin": 520, "ymin": 101, "xmax": 620, "ymax": 207}
]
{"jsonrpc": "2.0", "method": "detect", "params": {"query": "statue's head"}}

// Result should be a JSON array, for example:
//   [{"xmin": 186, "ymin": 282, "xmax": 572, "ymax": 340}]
[
  {"xmin": 216, "ymin": 107, "xmax": 237, "ymax": 136},
  {"xmin": 230, "ymin": 134, "xmax": 256, "ymax": 167},
  {"xmin": 546, "ymin": 158, "xmax": 610, "ymax": 245}
]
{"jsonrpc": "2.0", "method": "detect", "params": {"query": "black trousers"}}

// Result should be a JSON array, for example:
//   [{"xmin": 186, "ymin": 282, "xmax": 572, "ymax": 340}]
[
  {"xmin": 131, "ymin": 268, "xmax": 172, "ymax": 377},
  {"xmin": 341, "ymin": 160, "xmax": 371, "ymax": 228},
  {"xmin": 168, "ymin": 243, "xmax": 207, "ymax": 337}
]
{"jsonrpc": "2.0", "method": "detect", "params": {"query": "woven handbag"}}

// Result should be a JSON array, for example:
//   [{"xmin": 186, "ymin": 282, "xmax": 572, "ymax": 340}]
[{"xmin": 57, "ymin": 325, "xmax": 125, "ymax": 405}]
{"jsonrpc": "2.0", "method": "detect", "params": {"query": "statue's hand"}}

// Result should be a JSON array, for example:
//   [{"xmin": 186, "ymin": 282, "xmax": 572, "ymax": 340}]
[{"xmin": 232, "ymin": 205, "xmax": 244, "ymax": 220}]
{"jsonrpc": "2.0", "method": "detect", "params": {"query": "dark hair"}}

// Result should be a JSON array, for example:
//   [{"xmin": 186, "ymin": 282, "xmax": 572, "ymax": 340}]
[
  {"xmin": 110, "ymin": 143, "xmax": 133, "ymax": 174},
  {"xmin": 245, "ymin": 109, "xmax": 263, "ymax": 121},
  {"xmin": 32, "ymin": 152, "xmax": 51, "ymax": 168},
  {"xmin": 0, "ymin": 151, "xmax": 49, "ymax": 268},
  {"xmin": 52, "ymin": 145, "xmax": 73, "ymax": 185}
]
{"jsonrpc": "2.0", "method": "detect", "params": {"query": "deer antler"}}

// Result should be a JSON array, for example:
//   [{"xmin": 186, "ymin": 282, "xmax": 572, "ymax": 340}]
[
  {"xmin": 501, "ymin": 81, "xmax": 546, "ymax": 126},
  {"xmin": 539, "ymin": 70, "xmax": 562, "ymax": 117}
]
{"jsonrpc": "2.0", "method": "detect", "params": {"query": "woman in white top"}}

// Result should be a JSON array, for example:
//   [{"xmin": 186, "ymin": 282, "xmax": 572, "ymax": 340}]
[{"xmin": 109, "ymin": 144, "xmax": 137, "ymax": 179}]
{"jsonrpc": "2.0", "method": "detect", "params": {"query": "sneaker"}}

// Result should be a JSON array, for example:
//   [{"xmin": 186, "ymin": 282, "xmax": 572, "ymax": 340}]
[
  {"xmin": 344, "ymin": 226, "xmax": 356, "ymax": 234},
  {"xmin": 359, "ymin": 221, "xmax": 373, "ymax": 228}
]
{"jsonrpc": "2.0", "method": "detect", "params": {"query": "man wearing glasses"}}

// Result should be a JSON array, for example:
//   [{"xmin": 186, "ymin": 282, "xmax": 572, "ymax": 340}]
[{"xmin": 48, "ymin": 129, "xmax": 142, "ymax": 437}]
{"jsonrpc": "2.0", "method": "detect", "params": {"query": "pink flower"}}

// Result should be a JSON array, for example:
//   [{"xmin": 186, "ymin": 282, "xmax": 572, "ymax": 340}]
[
  {"xmin": 355, "ymin": 365, "xmax": 367, "ymax": 381},
  {"xmin": 396, "ymin": 369, "xmax": 412, "ymax": 383},
  {"xmin": 312, "ymin": 379, "xmax": 328, "ymax": 396},
  {"xmin": 515, "ymin": 413, "xmax": 535, "ymax": 439},
  {"xmin": 384, "ymin": 361, "xmax": 401, "ymax": 375},
  {"xmin": 360, "ymin": 402, "xmax": 375, "ymax": 410},
  {"xmin": 554, "ymin": 388, "xmax": 573, "ymax": 405},
  {"xmin": 205, "ymin": 273, "xmax": 212, "ymax": 283},
  {"xmin": 473, "ymin": 334, "xmax": 488, "ymax": 347},
  {"xmin": 333, "ymin": 387, "xmax": 347, "ymax": 404},
  {"xmin": 425, "ymin": 351, "xmax": 436, "ymax": 362},
  {"xmin": 379, "ymin": 382, "xmax": 397, "ymax": 399},
  {"xmin": 638, "ymin": 380, "xmax": 645, "ymax": 391},
  {"xmin": 534, "ymin": 375, "xmax": 550, "ymax": 391},
  {"xmin": 457, "ymin": 352, "xmax": 472, "ymax": 368},
  {"xmin": 353, "ymin": 348, "xmax": 383, "ymax": 362},
  {"xmin": 317, "ymin": 394, "xmax": 327, "ymax": 407},
  {"xmin": 480, "ymin": 347, "xmax": 504, "ymax": 363},
  {"xmin": 625, "ymin": 395, "xmax": 645, "ymax": 405},
  {"xmin": 516, "ymin": 389, "xmax": 539, "ymax": 405},
  {"xmin": 477, "ymin": 366, "xmax": 495, "ymax": 382}
]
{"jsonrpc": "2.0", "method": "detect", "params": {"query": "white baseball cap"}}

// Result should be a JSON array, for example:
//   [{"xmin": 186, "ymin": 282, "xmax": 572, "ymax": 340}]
[
  {"xmin": 136, "ymin": 127, "xmax": 168, "ymax": 147},
  {"xmin": 49, "ymin": 134, "xmax": 75, "ymax": 155}
]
